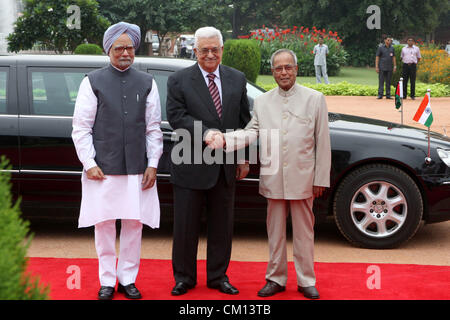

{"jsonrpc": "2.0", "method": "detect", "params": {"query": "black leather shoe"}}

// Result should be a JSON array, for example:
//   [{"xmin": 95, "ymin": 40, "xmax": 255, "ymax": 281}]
[
  {"xmin": 298, "ymin": 286, "xmax": 320, "ymax": 299},
  {"xmin": 377, "ymin": 96, "xmax": 383, "ymax": 99},
  {"xmin": 171, "ymin": 282, "xmax": 194, "ymax": 296},
  {"xmin": 386, "ymin": 96, "xmax": 392, "ymax": 99},
  {"xmin": 98, "ymin": 286, "xmax": 114, "ymax": 300},
  {"xmin": 257, "ymin": 280, "xmax": 285, "ymax": 297},
  {"xmin": 411, "ymin": 97, "xmax": 415, "ymax": 100},
  {"xmin": 118, "ymin": 283, "xmax": 142, "ymax": 299},
  {"xmin": 208, "ymin": 281, "xmax": 239, "ymax": 295}
]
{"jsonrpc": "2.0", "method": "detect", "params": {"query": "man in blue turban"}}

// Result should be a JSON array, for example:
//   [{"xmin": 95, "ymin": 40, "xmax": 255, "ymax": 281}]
[
  {"xmin": 103, "ymin": 21, "xmax": 141, "ymax": 55},
  {"xmin": 72, "ymin": 21, "xmax": 163, "ymax": 300}
]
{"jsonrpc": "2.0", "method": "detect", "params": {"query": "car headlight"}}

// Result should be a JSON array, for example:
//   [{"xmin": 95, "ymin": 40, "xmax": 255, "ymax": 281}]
[{"xmin": 437, "ymin": 148, "xmax": 450, "ymax": 167}]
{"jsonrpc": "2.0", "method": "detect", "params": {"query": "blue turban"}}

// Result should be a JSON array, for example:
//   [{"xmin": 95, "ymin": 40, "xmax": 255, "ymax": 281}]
[{"xmin": 103, "ymin": 22, "xmax": 141, "ymax": 54}]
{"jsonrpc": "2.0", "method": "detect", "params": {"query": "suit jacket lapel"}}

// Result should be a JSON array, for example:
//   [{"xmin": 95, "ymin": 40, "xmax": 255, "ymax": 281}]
[{"xmin": 191, "ymin": 63, "xmax": 221, "ymax": 121}]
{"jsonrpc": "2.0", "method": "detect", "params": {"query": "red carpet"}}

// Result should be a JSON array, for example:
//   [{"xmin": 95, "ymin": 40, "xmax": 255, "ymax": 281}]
[{"xmin": 27, "ymin": 257, "xmax": 450, "ymax": 300}]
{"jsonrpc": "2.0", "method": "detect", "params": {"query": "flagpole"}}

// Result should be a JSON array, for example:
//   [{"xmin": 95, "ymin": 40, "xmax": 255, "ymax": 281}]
[
  {"xmin": 425, "ymin": 88, "xmax": 432, "ymax": 164},
  {"xmin": 400, "ymin": 77, "xmax": 403, "ymax": 125}
]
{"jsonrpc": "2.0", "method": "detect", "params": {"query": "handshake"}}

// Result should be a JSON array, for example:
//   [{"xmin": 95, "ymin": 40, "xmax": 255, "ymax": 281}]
[{"xmin": 205, "ymin": 130, "xmax": 226, "ymax": 149}]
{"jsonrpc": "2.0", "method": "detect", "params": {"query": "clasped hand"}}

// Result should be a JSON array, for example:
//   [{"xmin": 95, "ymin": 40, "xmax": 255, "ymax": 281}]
[{"xmin": 205, "ymin": 130, "xmax": 225, "ymax": 149}]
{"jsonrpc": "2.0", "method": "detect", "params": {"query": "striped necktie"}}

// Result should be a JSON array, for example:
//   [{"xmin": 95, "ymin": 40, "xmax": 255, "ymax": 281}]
[{"xmin": 207, "ymin": 73, "xmax": 222, "ymax": 118}]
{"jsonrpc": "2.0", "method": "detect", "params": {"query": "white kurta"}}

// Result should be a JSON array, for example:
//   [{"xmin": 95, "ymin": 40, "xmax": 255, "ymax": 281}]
[{"xmin": 72, "ymin": 70, "xmax": 163, "ymax": 228}]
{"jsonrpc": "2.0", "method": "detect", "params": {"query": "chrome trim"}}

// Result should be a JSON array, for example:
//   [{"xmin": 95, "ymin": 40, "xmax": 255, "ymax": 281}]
[
  {"xmin": 21, "ymin": 169, "xmax": 81, "ymax": 175},
  {"xmin": 0, "ymin": 114, "xmax": 19, "ymax": 118},
  {"xmin": 18, "ymin": 115, "xmax": 170, "ymax": 124},
  {"xmin": 5, "ymin": 169, "xmax": 258, "ymax": 182},
  {"xmin": 17, "ymin": 169, "xmax": 173, "ymax": 178},
  {"xmin": 157, "ymin": 173, "xmax": 171, "ymax": 178},
  {"xmin": 0, "ymin": 169, "xmax": 20, "ymax": 173},
  {"xmin": 20, "ymin": 114, "xmax": 73, "ymax": 120},
  {"xmin": 443, "ymin": 181, "xmax": 450, "ymax": 185}
]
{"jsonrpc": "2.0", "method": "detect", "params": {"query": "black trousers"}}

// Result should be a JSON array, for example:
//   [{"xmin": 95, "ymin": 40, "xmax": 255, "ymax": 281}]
[
  {"xmin": 402, "ymin": 63, "xmax": 417, "ymax": 98},
  {"xmin": 378, "ymin": 70, "xmax": 393, "ymax": 97},
  {"xmin": 171, "ymin": 167, "xmax": 235, "ymax": 287}
]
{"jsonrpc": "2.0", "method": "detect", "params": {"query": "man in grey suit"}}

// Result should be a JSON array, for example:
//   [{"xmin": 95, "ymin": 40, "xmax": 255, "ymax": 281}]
[
  {"xmin": 166, "ymin": 26, "xmax": 251, "ymax": 296},
  {"xmin": 208, "ymin": 49, "xmax": 331, "ymax": 299}
]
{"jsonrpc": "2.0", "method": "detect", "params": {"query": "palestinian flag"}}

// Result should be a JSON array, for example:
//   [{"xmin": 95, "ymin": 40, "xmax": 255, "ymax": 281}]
[
  {"xmin": 413, "ymin": 91, "xmax": 433, "ymax": 127},
  {"xmin": 395, "ymin": 80, "xmax": 403, "ymax": 109}
]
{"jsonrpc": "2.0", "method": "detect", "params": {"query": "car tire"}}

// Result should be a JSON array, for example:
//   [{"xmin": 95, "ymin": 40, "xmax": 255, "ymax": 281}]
[{"xmin": 333, "ymin": 164, "xmax": 423, "ymax": 249}]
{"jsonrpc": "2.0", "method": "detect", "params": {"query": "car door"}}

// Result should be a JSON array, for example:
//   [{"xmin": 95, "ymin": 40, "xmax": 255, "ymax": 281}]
[
  {"xmin": 145, "ymin": 68, "xmax": 174, "ymax": 210},
  {"xmin": 0, "ymin": 62, "xmax": 20, "ymax": 196},
  {"xmin": 17, "ymin": 64, "xmax": 92, "ymax": 218}
]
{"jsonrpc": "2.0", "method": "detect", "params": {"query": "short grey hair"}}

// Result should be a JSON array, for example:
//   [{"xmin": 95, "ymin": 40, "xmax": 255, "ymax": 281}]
[
  {"xmin": 270, "ymin": 49, "xmax": 298, "ymax": 68},
  {"xmin": 194, "ymin": 26, "xmax": 223, "ymax": 49}
]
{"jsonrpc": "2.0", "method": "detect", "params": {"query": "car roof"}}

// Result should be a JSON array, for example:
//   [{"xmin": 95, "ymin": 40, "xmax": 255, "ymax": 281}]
[{"xmin": 0, "ymin": 54, "xmax": 196, "ymax": 70}]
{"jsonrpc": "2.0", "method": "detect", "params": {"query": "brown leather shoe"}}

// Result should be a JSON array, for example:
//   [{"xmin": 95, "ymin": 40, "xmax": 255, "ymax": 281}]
[
  {"xmin": 257, "ymin": 280, "xmax": 285, "ymax": 297},
  {"xmin": 298, "ymin": 286, "xmax": 320, "ymax": 299}
]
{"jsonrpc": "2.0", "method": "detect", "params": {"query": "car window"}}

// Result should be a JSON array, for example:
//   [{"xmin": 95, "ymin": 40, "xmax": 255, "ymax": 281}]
[
  {"xmin": 246, "ymin": 82, "xmax": 264, "ymax": 111},
  {"xmin": 147, "ymin": 69, "xmax": 170, "ymax": 121},
  {"xmin": 29, "ymin": 69, "xmax": 87, "ymax": 116},
  {"xmin": 0, "ymin": 70, "xmax": 7, "ymax": 114}
]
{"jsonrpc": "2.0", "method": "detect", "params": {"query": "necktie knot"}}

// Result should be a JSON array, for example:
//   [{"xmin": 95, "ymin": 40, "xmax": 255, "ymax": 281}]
[{"xmin": 207, "ymin": 73, "xmax": 216, "ymax": 81}]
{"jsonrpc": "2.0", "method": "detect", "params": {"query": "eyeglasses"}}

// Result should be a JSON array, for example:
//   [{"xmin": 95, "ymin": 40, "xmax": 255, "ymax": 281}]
[
  {"xmin": 197, "ymin": 47, "xmax": 221, "ymax": 56},
  {"xmin": 112, "ymin": 45, "xmax": 135, "ymax": 55},
  {"xmin": 273, "ymin": 64, "xmax": 296, "ymax": 74}
]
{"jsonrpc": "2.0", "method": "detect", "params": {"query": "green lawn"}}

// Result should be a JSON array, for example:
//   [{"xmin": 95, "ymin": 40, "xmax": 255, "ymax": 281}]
[{"xmin": 257, "ymin": 66, "xmax": 378, "ymax": 86}]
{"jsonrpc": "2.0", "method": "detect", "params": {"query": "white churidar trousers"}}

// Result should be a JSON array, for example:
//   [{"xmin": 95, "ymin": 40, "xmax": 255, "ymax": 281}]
[{"xmin": 94, "ymin": 219, "xmax": 143, "ymax": 287}]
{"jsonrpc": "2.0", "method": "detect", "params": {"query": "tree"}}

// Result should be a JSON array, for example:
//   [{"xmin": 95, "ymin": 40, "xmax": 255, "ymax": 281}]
[
  {"xmin": 98, "ymin": 0, "xmax": 205, "ymax": 55},
  {"xmin": 0, "ymin": 157, "xmax": 49, "ymax": 300},
  {"xmin": 7, "ymin": 0, "xmax": 110, "ymax": 53},
  {"xmin": 278, "ymin": 0, "xmax": 449, "ymax": 66},
  {"xmin": 222, "ymin": 0, "xmax": 283, "ymax": 38}
]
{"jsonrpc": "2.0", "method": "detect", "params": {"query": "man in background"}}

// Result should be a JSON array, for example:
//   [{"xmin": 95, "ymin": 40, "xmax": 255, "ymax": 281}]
[
  {"xmin": 401, "ymin": 37, "xmax": 421, "ymax": 100},
  {"xmin": 313, "ymin": 35, "xmax": 329, "ymax": 84},
  {"xmin": 376, "ymin": 36, "xmax": 397, "ymax": 99}
]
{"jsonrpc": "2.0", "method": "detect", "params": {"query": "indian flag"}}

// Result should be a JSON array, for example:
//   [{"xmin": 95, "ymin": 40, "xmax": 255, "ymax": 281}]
[
  {"xmin": 395, "ymin": 81, "xmax": 403, "ymax": 109},
  {"xmin": 413, "ymin": 91, "xmax": 433, "ymax": 127}
]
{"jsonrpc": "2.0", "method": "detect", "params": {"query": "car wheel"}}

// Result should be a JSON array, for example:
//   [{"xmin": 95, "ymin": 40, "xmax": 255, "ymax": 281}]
[{"xmin": 333, "ymin": 164, "xmax": 423, "ymax": 249}]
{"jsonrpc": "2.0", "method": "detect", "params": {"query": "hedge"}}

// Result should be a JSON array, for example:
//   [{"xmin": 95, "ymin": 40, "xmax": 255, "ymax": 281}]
[
  {"xmin": 257, "ymin": 81, "xmax": 450, "ymax": 97},
  {"xmin": 74, "ymin": 43, "xmax": 103, "ymax": 55},
  {"xmin": 222, "ymin": 39, "xmax": 261, "ymax": 83}
]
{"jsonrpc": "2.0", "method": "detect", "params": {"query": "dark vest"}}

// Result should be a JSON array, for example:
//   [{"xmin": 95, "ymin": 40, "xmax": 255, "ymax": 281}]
[{"xmin": 87, "ymin": 64, "xmax": 153, "ymax": 175}]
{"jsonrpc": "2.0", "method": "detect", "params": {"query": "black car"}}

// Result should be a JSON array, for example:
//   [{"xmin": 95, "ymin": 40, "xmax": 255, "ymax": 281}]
[{"xmin": 1, "ymin": 54, "xmax": 449, "ymax": 249}]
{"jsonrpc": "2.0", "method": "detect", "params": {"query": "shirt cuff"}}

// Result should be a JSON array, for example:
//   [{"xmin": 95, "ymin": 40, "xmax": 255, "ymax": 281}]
[
  {"xmin": 148, "ymin": 158, "xmax": 160, "ymax": 168},
  {"xmin": 83, "ymin": 159, "xmax": 97, "ymax": 172}
]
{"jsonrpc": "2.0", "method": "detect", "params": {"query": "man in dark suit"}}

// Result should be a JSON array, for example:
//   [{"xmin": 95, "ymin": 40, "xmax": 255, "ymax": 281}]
[{"xmin": 166, "ymin": 26, "xmax": 251, "ymax": 296}]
